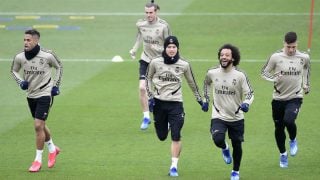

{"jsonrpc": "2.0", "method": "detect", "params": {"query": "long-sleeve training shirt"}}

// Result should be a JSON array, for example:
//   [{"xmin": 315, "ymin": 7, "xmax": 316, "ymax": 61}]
[
  {"xmin": 203, "ymin": 66, "xmax": 254, "ymax": 122},
  {"xmin": 261, "ymin": 49, "xmax": 310, "ymax": 101},
  {"xmin": 146, "ymin": 57, "xmax": 202, "ymax": 102},
  {"xmin": 11, "ymin": 48, "xmax": 63, "ymax": 98},
  {"xmin": 131, "ymin": 17, "xmax": 171, "ymax": 63}
]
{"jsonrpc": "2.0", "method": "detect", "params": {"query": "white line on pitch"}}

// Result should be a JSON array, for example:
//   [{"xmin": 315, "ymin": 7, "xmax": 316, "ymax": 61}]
[{"xmin": 1, "ymin": 58, "xmax": 319, "ymax": 62}]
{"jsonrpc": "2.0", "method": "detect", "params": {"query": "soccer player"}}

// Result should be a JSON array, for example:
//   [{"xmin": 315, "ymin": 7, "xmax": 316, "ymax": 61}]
[
  {"xmin": 129, "ymin": 0, "xmax": 171, "ymax": 130},
  {"xmin": 146, "ymin": 36, "xmax": 203, "ymax": 177},
  {"xmin": 202, "ymin": 44, "xmax": 254, "ymax": 180},
  {"xmin": 11, "ymin": 29, "xmax": 63, "ymax": 172},
  {"xmin": 261, "ymin": 31, "xmax": 311, "ymax": 168}
]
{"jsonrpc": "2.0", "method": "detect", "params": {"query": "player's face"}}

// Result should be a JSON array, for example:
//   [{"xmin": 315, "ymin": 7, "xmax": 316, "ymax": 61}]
[
  {"xmin": 219, "ymin": 49, "xmax": 233, "ymax": 68},
  {"xmin": 24, "ymin": 34, "xmax": 39, "ymax": 51},
  {"xmin": 284, "ymin": 42, "xmax": 297, "ymax": 56},
  {"xmin": 145, "ymin": 6, "xmax": 157, "ymax": 22},
  {"xmin": 165, "ymin": 44, "xmax": 178, "ymax": 57}
]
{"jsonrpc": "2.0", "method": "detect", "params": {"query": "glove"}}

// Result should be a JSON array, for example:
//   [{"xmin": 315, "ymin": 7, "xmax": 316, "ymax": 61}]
[
  {"xmin": 303, "ymin": 85, "xmax": 310, "ymax": 94},
  {"xmin": 197, "ymin": 100, "xmax": 203, "ymax": 106},
  {"xmin": 240, "ymin": 103, "xmax": 249, "ymax": 113},
  {"xmin": 148, "ymin": 98, "xmax": 155, "ymax": 112},
  {"xmin": 202, "ymin": 102, "xmax": 209, "ymax": 112},
  {"xmin": 20, "ymin": 81, "xmax": 29, "ymax": 90},
  {"xmin": 129, "ymin": 49, "xmax": 136, "ymax": 59},
  {"xmin": 51, "ymin": 86, "xmax": 60, "ymax": 96}
]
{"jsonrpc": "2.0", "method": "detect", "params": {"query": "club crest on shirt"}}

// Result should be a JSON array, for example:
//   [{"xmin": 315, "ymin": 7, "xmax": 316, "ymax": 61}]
[
  {"xmin": 155, "ymin": 29, "xmax": 160, "ymax": 35},
  {"xmin": 232, "ymin": 79, "xmax": 237, "ymax": 86},
  {"xmin": 300, "ymin": 59, "xmax": 304, "ymax": 65},
  {"xmin": 175, "ymin": 67, "xmax": 180, "ymax": 73},
  {"xmin": 39, "ymin": 58, "xmax": 44, "ymax": 65}
]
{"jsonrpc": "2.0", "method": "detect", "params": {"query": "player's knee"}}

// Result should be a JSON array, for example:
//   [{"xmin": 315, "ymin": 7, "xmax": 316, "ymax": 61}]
[
  {"xmin": 157, "ymin": 131, "xmax": 168, "ymax": 141},
  {"xmin": 274, "ymin": 119, "xmax": 285, "ymax": 129},
  {"xmin": 139, "ymin": 85, "xmax": 146, "ymax": 92},
  {"xmin": 34, "ymin": 119, "xmax": 45, "ymax": 132},
  {"xmin": 284, "ymin": 117, "xmax": 295, "ymax": 127},
  {"xmin": 171, "ymin": 133, "xmax": 181, "ymax": 141},
  {"xmin": 158, "ymin": 135, "xmax": 167, "ymax": 141},
  {"xmin": 212, "ymin": 133, "xmax": 225, "ymax": 148}
]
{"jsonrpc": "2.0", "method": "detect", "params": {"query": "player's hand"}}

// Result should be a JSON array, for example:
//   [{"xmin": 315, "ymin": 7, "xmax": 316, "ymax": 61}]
[
  {"xmin": 148, "ymin": 98, "xmax": 155, "ymax": 112},
  {"xmin": 273, "ymin": 71, "xmax": 283, "ymax": 82},
  {"xmin": 51, "ymin": 86, "xmax": 60, "ymax": 96},
  {"xmin": 129, "ymin": 49, "xmax": 136, "ymax": 59},
  {"xmin": 202, "ymin": 102, "xmax": 209, "ymax": 112},
  {"xmin": 303, "ymin": 85, "xmax": 310, "ymax": 94},
  {"xmin": 20, "ymin": 80, "xmax": 29, "ymax": 90},
  {"xmin": 240, "ymin": 103, "xmax": 249, "ymax": 113}
]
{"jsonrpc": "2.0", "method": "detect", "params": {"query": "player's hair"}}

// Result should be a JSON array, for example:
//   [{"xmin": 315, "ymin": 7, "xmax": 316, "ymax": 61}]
[
  {"xmin": 218, "ymin": 44, "xmax": 241, "ymax": 66},
  {"xmin": 146, "ymin": 0, "xmax": 160, "ymax": 11},
  {"xmin": 284, "ymin": 31, "xmax": 297, "ymax": 44},
  {"xmin": 25, "ymin": 29, "xmax": 40, "ymax": 39}
]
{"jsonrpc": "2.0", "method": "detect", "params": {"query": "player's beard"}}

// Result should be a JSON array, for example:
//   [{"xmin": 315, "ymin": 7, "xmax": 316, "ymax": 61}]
[{"xmin": 220, "ymin": 59, "xmax": 232, "ymax": 68}]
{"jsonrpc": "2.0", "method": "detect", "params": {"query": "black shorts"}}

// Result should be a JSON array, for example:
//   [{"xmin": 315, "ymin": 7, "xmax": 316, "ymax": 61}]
[
  {"xmin": 210, "ymin": 118, "xmax": 244, "ymax": 142},
  {"xmin": 271, "ymin": 98, "xmax": 302, "ymax": 123},
  {"xmin": 139, "ymin": 60, "xmax": 149, "ymax": 80},
  {"xmin": 153, "ymin": 98, "xmax": 185, "ymax": 141},
  {"xmin": 27, "ymin": 96, "xmax": 52, "ymax": 121}
]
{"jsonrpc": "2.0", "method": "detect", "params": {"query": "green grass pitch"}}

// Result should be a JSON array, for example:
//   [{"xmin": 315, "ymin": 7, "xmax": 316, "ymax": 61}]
[{"xmin": 0, "ymin": 0, "xmax": 319, "ymax": 179}]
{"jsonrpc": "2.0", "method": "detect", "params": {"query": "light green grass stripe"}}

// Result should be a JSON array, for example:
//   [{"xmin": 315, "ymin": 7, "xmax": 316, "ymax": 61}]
[{"xmin": 0, "ymin": 12, "xmax": 319, "ymax": 16}]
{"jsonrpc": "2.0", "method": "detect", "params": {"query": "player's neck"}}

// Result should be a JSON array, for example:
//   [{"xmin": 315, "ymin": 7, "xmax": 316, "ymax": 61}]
[
  {"xmin": 149, "ymin": 17, "xmax": 158, "ymax": 24},
  {"xmin": 221, "ymin": 65, "xmax": 233, "ymax": 72}
]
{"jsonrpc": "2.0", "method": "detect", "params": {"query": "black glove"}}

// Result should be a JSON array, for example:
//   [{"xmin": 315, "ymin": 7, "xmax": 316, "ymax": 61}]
[
  {"xmin": 202, "ymin": 102, "xmax": 209, "ymax": 112},
  {"xmin": 148, "ymin": 98, "xmax": 155, "ymax": 112},
  {"xmin": 240, "ymin": 103, "xmax": 249, "ymax": 112},
  {"xmin": 20, "ymin": 81, "xmax": 29, "ymax": 90},
  {"xmin": 51, "ymin": 86, "xmax": 60, "ymax": 96}
]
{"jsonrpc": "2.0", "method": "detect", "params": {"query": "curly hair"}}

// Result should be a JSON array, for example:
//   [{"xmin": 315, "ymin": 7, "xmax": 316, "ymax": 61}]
[{"xmin": 217, "ymin": 44, "xmax": 241, "ymax": 66}]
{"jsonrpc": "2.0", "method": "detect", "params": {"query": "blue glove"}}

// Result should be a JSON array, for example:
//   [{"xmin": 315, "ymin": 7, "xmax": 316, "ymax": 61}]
[
  {"xmin": 148, "ymin": 98, "xmax": 155, "ymax": 112},
  {"xmin": 20, "ymin": 81, "xmax": 29, "ymax": 90},
  {"xmin": 51, "ymin": 86, "xmax": 60, "ymax": 96},
  {"xmin": 240, "ymin": 103, "xmax": 249, "ymax": 112},
  {"xmin": 202, "ymin": 102, "xmax": 209, "ymax": 112}
]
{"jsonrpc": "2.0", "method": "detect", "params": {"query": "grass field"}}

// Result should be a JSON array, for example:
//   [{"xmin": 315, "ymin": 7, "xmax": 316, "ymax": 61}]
[{"xmin": 0, "ymin": 0, "xmax": 319, "ymax": 179}]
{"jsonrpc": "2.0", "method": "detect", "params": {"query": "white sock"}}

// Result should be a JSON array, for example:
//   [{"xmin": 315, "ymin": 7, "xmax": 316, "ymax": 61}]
[
  {"xmin": 143, "ymin": 111, "xmax": 150, "ymax": 119},
  {"xmin": 224, "ymin": 142, "xmax": 229, "ymax": 150},
  {"xmin": 232, "ymin": 170, "xmax": 239, "ymax": 174},
  {"xmin": 35, "ymin": 149, "xmax": 43, "ymax": 163},
  {"xmin": 280, "ymin": 151, "xmax": 287, "ymax": 156},
  {"xmin": 170, "ymin": 157, "xmax": 179, "ymax": 169},
  {"xmin": 45, "ymin": 138, "xmax": 56, "ymax": 153}
]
